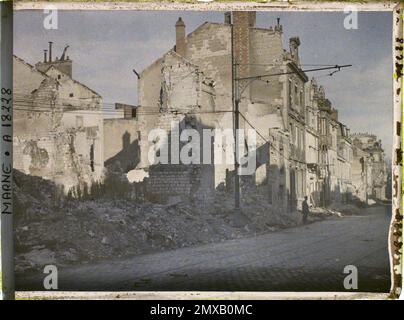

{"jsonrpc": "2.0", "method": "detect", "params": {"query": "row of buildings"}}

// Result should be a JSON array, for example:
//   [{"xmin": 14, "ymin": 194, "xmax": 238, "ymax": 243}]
[{"xmin": 13, "ymin": 11, "xmax": 389, "ymax": 212}]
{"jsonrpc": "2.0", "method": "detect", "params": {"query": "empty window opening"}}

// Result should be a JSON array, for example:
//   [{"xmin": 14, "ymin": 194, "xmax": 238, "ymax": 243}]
[{"xmin": 90, "ymin": 144, "xmax": 95, "ymax": 172}]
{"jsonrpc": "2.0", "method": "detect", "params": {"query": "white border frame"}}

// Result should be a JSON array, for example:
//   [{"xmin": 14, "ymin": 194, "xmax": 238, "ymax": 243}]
[{"xmin": 8, "ymin": 1, "xmax": 403, "ymax": 300}]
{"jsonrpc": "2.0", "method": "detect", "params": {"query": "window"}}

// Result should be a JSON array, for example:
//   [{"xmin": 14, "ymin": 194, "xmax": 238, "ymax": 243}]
[
  {"xmin": 322, "ymin": 119, "xmax": 326, "ymax": 135},
  {"xmin": 300, "ymin": 170, "xmax": 304, "ymax": 196},
  {"xmin": 288, "ymin": 80, "xmax": 293, "ymax": 107},
  {"xmin": 268, "ymin": 184, "xmax": 273, "ymax": 204},
  {"xmin": 131, "ymin": 108, "xmax": 137, "ymax": 118},
  {"xmin": 76, "ymin": 116, "xmax": 83, "ymax": 127},
  {"xmin": 297, "ymin": 128, "xmax": 300, "ymax": 148},
  {"xmin": 294, "ymin": 85, "xmax": 298, "ymax": 105},
  {"xmin": 90, "ymin": 144, "xmax": 95, "ymax": 172},
  {"xmin": 57, "ymin": 74, "xmax": 61, "ymax": 80},
  {"xmin": 69, "ymin": 93, "xmax": 74, "ymax": 97},
  {"xmin": 279, "ymin": 185, "xmax": 285, "ymax": 201},
  {"xmin": 300, "ymin": 90, "xmax": 303, "ymax": 107},
  {"xmin": 300, "ymin": 128, "xmax": 304, "ymax": 151},
  {"xmin": 290, "ymin": 123, "xmax": 294, "ymax": 143}
]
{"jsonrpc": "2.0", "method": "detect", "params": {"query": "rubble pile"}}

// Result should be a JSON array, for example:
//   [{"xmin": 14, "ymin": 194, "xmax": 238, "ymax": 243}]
[
  {"xmin": 214, "ymin": 186, "xmax": 301, "ymax": 230},
  {"xmin": 309, "ymin": 202, "xmax": 364, "ymax": 218},
  {"xmin": 14, "ymin": 171, "xmax": 302, "ymax": 273},
  {"xmin": 327, "ymin": 202, "xmax": 362, "ymax": 216}
]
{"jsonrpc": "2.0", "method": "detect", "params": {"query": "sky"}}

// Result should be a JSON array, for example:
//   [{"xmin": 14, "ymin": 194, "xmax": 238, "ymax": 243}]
[{"xmin": 14, "ymin": 10, "xmax": 393, "ymax": 157}]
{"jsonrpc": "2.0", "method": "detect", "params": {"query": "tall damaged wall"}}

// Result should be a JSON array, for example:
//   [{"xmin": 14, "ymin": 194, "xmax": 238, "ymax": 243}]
[
  {"xmin": 13, "ymin": 55, "xmax": 104, "ymax": 194},
  {"xmin": 249, "ymin": 28, "xmax": 284, "ymax": 109},
  {"xmin": 183, "ymin": 23, "xmax": 235, "ymax": 186},
  {"xmin": 185, "ymin": 23, "xmax": 232, "ymax": 114},
  {"xmin": 138, "ymin": 51, "xmax": 216, "ymax": 205},
  {"xmin": 13, "ymin": 110, "xmax": 104, "ymax": 192}
]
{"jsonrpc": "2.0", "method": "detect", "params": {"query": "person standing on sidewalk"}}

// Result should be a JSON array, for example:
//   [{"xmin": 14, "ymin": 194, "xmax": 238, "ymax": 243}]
[{"xmin": 302, "ymin": 196, "xmax": 310, "ymax": 224}]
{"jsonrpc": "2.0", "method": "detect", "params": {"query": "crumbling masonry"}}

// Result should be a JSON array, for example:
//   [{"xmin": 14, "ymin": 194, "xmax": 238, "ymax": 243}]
[
  {"xmin": 136, "ymin": 12, "xmax": 389, "ymax": 209},
  {"xmin": 13, "ymin": 43, "xmax": 103, "ymax": 193},
  {"xmin": 13, "ymin": 12, "xmax": 389, "ymax": 209}
]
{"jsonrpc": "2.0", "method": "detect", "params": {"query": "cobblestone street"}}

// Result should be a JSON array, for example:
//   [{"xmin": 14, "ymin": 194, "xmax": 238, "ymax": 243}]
[{"xmin": 17, "ymin": 206, "xmax": 391, "ymax": 292}]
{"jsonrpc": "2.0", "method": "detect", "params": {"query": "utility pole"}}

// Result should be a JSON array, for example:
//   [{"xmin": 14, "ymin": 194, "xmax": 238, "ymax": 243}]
[
  {"xmin": 231, "ymin": 22, "xmax": 241, "ymax": 216},
  {"xmin": 234, "ymin": 69, "xmax": 241, "ymax": 212},
  {"xmin": 365, "ymin": 157, "xmax": 368, "ymax": 205},
  {"xmin": 326, "ymin": 148, "xmax": 330, "ymax": 207}
]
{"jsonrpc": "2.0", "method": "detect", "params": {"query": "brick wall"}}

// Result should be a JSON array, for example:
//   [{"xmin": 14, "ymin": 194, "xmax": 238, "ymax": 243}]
[
  {"xmin": 233, "ymin": 12, "xmax": 255, "ymax": 79},
  {"xmin": 145, "ymin": 164, "xmax": 214, "ymax": 205}
]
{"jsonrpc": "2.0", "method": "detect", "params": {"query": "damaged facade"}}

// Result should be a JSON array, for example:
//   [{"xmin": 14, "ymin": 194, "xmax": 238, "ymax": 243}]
[
  {"xmin": 13, "ymin": 43, "xmax": 104, "ymax": 193},
  {"xmin": 138, "ymin": 50, "xmax": 216, "ymax": 204},
  {"xmin": 14, "ymin": 12, "xmax": 389, "ymax": 209},
  {"xmin": 351, "ymin": 133, "xmax": 388, "ymax": 203},
  {"xmin": 137, "ymin": 11, "xmax": 389, "ymax": 209}
]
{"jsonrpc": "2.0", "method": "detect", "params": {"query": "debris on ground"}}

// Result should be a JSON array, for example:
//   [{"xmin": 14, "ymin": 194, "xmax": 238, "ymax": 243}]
[{"xmin": 13, "ymin": 170, "xmax": 336, "ymax": 273}]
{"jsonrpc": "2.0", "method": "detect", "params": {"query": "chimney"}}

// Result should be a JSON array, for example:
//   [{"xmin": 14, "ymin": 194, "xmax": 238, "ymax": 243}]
[
  {"xmin": 248, "ymin": 11, "xmax": 256, "ymax": 27},
  {"xmin": 43, "ymin": 50, "xmax": 47, "ymax": 63},
  {"xmin": 48, "ymin": 41, "xmax": 53, "ymax": 62},
  {"xmin": 175, "ymin": 17, "xmax": 186, "ymax": 57},
  {"xmin": 289, "ymin": 37, "xmax": 301, "ymax": 64},
  {"xmin": 224, "ymin": 12, "xmax": 231, "ymax": 24},
  {"xmin": 275, "ymin": 17, "xmax": 283, "ymax": 32},
  {"xmin": 36, "ymin": 42, "xmax": 73, "ymax": 77},
  {"xmin": 232, "ymin": 11, "xmax": 256, "ymax": 80}
]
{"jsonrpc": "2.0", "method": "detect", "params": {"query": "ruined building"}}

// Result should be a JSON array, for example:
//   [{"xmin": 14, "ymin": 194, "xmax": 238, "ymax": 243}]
[
  {"xmin": 137, "ymin": 11, "xmax": 376, "ymax": 209},
  {"xmin": 304, "ymin": 78, "xmax": 321, "ymax": 206},
  {"xmin": 306, "ymin": 79, "xmax": 354, "ymax": 206},
  {"xmin": 13, "ymin": 42, "xmax": 104, "ymax": 192},
  {"xmin": 12, "ymin": 15, "xmax": 388, "ymax": 209},
  {"xmin": 351, "ymin": 133, "xmax": 388, "ymax": 202},
  {"xmin": 336, "ymin": 123, "xmax": 353, "ymax": 203},
  {"xmin": 138, "ymin": 49, "xmax": 216, "ymax": 204},
  {"xmin": 137, "ymin": 12, "xmax": 315, "ymax": 210}
]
